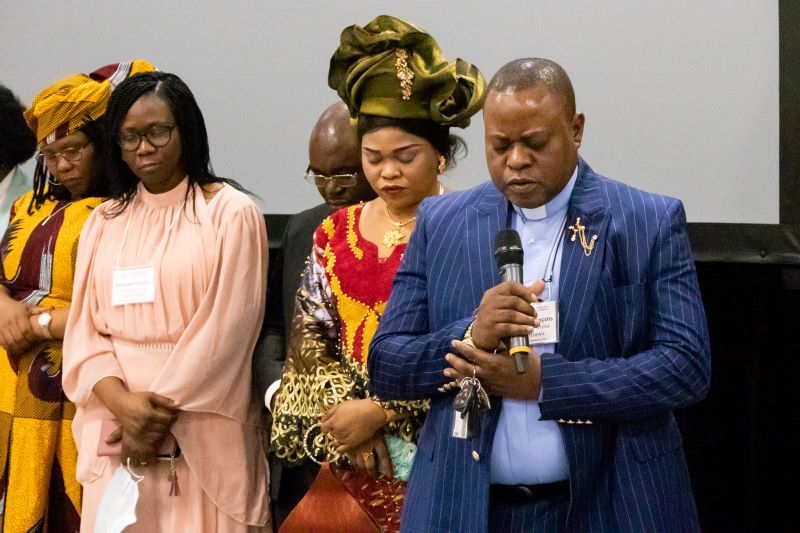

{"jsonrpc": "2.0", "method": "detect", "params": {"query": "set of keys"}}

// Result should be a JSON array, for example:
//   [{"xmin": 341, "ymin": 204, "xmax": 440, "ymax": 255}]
[{"xmin": 452, "ymin": 376, "xmax": 491, "ymax": 439}]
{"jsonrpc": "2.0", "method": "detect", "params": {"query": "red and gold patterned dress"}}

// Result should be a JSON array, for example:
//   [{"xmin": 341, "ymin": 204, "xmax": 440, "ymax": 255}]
[
  {"xmin": 271, "ymin": 203, "xmax": 427, "ymax": 531},
  {"xmin": 0, "ymin": 191, "xmax": 103, "ymax": 532}
]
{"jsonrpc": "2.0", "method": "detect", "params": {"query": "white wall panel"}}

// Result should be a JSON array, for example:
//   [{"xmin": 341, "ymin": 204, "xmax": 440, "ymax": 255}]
[{"xmin": 1, "ymin": 0, "xmax": 779, "ymax": 222}]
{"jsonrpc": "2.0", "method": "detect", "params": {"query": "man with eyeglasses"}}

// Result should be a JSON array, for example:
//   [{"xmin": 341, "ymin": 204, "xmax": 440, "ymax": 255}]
[{"xmin": 252, "ymin": 101, "xmax": 376, "ymax": 528}]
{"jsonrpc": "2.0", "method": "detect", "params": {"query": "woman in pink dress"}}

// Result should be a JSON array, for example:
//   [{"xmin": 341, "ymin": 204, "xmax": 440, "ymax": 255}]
[{"xmin": 63, "ymin": 72, "xmax": 270, "ymax": 531}]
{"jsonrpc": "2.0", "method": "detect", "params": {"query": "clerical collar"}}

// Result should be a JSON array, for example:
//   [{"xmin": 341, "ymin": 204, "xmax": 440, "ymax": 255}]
[{"xmin": 512, "ymin": 165, "xmax": 578, "ymax": 222}]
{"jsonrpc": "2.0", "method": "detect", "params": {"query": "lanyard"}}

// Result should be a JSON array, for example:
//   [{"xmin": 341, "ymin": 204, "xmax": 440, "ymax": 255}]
[
  {"xmin": 507, "ymin": 201, "xmax": 567, "ymax": 301},
  {"xmin": 541, "ymin": 216, "xmax": 567, "ymax": 301},
  {"xmin": 115, "ymin": 196, "xmax": 186, "ymax": 269}
]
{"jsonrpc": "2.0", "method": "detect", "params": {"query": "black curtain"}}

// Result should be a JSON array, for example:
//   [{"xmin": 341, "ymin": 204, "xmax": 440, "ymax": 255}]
[{"xmin": 677, "ymin": 262, "xmax": 800, "ymax": 532}]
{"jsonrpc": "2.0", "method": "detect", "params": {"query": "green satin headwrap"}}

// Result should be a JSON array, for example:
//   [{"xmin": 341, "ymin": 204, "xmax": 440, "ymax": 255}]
[{"xmin": 329, "ymin": 15, "xmax": 485, "ymax": 128}]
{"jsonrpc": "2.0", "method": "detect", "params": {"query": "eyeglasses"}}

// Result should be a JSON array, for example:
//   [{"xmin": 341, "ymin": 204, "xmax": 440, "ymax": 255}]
[
  {"xmin": 39, "ymin": 143, "xmax": 91, "ymax": 166},
  {"xmin": 118, "ymin": 124, "xmax": 175, "ymax": 151},
  {"xmin": 303, "ymin": 168, "xmax": 362, "ymax": 188}
]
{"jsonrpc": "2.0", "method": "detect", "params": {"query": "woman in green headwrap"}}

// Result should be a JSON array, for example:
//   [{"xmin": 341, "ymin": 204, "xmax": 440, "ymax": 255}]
[{"xmin": 270, "ymin": 15, "xmax": 484, "ymax": 531}]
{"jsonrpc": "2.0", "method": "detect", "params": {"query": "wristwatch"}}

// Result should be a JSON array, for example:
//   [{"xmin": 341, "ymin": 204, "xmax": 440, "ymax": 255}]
[{"xmin": 37, "ymin": 312, "xmax": 53, "ymax": 339}]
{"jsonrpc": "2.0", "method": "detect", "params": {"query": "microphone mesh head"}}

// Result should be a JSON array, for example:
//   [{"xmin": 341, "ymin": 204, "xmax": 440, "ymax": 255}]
[{"xmin": 495, "ymin": 229, "xmax": 524, "ymax": 267}]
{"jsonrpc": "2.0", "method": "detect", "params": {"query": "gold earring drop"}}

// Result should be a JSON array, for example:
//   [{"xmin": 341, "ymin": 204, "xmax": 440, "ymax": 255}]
[{"xmin": 438, "ymin": 155, "xmax": 446, "ymax": 174}]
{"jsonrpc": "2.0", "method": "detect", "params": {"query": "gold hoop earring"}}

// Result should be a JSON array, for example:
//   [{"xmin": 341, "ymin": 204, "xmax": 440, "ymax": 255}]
[{"xmin": 437, "ymin": 155, "xmax": 446, "ymax": 174}]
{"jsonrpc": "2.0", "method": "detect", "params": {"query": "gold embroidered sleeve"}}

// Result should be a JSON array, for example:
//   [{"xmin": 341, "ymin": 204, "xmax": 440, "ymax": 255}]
[
  {"xmin": 341, "ymin": 357, "xmax": 428, "ymax": 445},
  {"xmin": 373, "ymin": 397, "xmax": 429, "ymax": 444},
  {"xmin": 270, "ymin": 236, "xmax": 429, "ymax": 465},
  {"xmin": 270, "ymin": 252, "xmax": 350, "ymax": 464}
]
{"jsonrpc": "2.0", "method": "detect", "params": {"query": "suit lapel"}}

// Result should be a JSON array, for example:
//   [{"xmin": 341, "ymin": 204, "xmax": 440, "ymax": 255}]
[
  {"xmin": 464, "ymin": 183, "xmax": 505, "ymax": 304},
  {"xmin": 461, "ymin": 172, "xmax": 611, "ymax": 358},
  {"xmin": 462, "ymin": 185, "xmax": 508, "ymax": 437},
  {"xmin": 557, "ymin": 161, "xmax": 610, "ymax": 358}
]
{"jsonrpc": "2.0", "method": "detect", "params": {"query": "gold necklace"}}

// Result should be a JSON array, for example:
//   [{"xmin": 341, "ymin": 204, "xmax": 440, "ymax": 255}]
[{"xmin": 382, "ymin": 203, "xmax": 416, "ymax": 248}]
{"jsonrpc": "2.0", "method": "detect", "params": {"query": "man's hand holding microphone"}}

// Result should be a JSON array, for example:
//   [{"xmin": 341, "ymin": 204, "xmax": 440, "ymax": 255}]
[{"xmin": 442, "ymin": 229, "xmax": 546, "ymax": 400}]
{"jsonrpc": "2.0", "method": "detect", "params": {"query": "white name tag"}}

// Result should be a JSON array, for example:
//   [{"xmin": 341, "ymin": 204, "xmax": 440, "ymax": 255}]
[
  {"xmin": 529, "ymin": 300, "xmax": 559, "ymax": 345},
  {"xmin": 452, "ymin": 410, "xmax": 470, "ymax": 439},
  {"xmin": 112, "ymin": 267, "xmax": 155, "ymax": 306}
]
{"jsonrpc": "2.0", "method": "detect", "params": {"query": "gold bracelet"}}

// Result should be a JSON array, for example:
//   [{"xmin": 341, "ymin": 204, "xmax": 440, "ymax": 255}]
[
  {"xmin": 369, "ymin": 397, "xmax": 400, "ymax": 424},
  {"xmin": 462, "ymin": 321, "xmax": 476, "ymax": 348},
  {"xmin": 462, "ymin": 320, "xmax": 505, "ymax": 353}
]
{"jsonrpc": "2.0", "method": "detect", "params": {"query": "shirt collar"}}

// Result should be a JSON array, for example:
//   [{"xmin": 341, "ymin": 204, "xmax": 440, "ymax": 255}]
[{"xmin": 513, "ymin": 165, "xmax": 578, "ymax": 222}]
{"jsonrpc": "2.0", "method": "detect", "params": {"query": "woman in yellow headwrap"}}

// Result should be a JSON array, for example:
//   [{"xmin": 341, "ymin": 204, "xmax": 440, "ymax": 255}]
[{"xmin": 0, "ymin": 60, "xmax": 154, "ymax": 532}]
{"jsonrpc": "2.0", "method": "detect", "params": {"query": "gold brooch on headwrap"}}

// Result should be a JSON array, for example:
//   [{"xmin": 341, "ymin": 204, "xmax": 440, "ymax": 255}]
[
  {"xmin": 395, "ymin": 48, "xmax": 414, "ymax": 100},
  {"xmin": 569, "ymin": 217, "xmax": 598, "ymax": 257},
  {"xmin": 328, "ymin": 15, "xmax": 485, "ymax": 128}
]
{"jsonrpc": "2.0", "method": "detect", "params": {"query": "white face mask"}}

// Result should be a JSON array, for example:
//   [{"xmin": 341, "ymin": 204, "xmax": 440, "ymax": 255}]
[{"xmin": 94, "ymin": 462, "xmax": 143, "ymax": 533}]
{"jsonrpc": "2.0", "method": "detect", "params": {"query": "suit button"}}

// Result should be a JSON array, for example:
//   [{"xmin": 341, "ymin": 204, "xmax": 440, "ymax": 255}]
[{"xmin": 472, "ymin": 450, "xmax": 480, "ymax": 462}]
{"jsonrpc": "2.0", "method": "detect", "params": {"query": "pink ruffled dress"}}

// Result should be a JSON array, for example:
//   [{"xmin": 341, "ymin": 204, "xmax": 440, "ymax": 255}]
[{"xmin": 63, "ymin": 178, "xmax": 270, "ymax": 532}]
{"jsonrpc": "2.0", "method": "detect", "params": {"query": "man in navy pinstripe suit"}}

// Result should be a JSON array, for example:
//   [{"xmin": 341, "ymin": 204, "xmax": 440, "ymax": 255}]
[{"xmin": 368, "ymin": 58, "xmax": 710, "ymax": 532}]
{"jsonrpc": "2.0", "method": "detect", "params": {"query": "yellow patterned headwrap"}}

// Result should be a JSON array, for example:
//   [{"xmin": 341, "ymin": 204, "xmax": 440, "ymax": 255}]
[
  {"xmin": 329, "ymin": 15, "xmax": 485, "ymax": 128},
  {"xmin": 24, "ymin": 59, "xmax": 156, "ymax": 147}
]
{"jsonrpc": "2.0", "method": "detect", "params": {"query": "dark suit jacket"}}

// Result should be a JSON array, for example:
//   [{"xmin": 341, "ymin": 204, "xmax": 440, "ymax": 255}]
[
  {"xmin": 369, "ymin": 160, "xmax": 711, "ymax": 532},
  {"xmin": 252, "ymin": 202, "xmax": 330, "ymax": 517},
  {"xmin": 253, "ymin": 202, "xmax": 331, "ymax": 398}
]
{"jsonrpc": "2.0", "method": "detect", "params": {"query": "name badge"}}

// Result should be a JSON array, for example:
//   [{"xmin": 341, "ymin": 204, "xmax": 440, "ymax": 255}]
[
  {"xmin": 452, "ymin": 410, "xmax": 470, "ymax": 439},
  {"xmin": 112, "ymin": 267, "xmax": 155, "ymax": 306},
  {"xmin": 529, "ymin": 300, "xmax": 559, "ymax": 345}
]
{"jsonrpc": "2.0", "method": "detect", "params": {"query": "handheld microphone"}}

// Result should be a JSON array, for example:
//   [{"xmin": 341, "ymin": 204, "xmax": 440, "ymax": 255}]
[{"xmin": 494, "ymin": 229, "xmax": 531, "ymax": 373}]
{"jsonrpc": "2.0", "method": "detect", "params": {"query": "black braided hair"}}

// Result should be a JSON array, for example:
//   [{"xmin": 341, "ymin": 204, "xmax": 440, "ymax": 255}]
[
  {"xmin": 0, "ymin": 85, "xmax": 36, "ymax": 171},
  {"xmin": 103, "ymin": 71, "xmax": 242, "ymax": 217},
  {"xmin": 27, "ymin": 118, "xmax": 110, "ymax": 215}
]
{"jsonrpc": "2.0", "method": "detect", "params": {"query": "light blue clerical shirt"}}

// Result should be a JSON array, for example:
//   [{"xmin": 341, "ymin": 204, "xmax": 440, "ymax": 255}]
[{"xmin": 489, "ymin": 166, "xmax": 578, "ymax": 485}]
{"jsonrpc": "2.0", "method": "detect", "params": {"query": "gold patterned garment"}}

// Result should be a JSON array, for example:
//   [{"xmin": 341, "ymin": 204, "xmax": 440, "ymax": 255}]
[
  {"xmin": 271, "ymin": 204, "xmax": 427, "ymax": 466},
  {"xmin": 0, "ymin": 191, "xmax": 102, "ymax": 532}
]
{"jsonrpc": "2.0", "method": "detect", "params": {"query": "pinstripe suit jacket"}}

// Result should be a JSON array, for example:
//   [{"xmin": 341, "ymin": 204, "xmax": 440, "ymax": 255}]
[{"xmin": 368, "ymin": 160, "xmax": 710, "ymax": 532}]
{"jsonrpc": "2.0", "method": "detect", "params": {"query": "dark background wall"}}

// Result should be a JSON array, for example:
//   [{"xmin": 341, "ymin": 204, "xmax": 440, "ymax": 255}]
[{"xmin": 677, "ymin": 263, "xmax": 799, "ymax": 532}]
